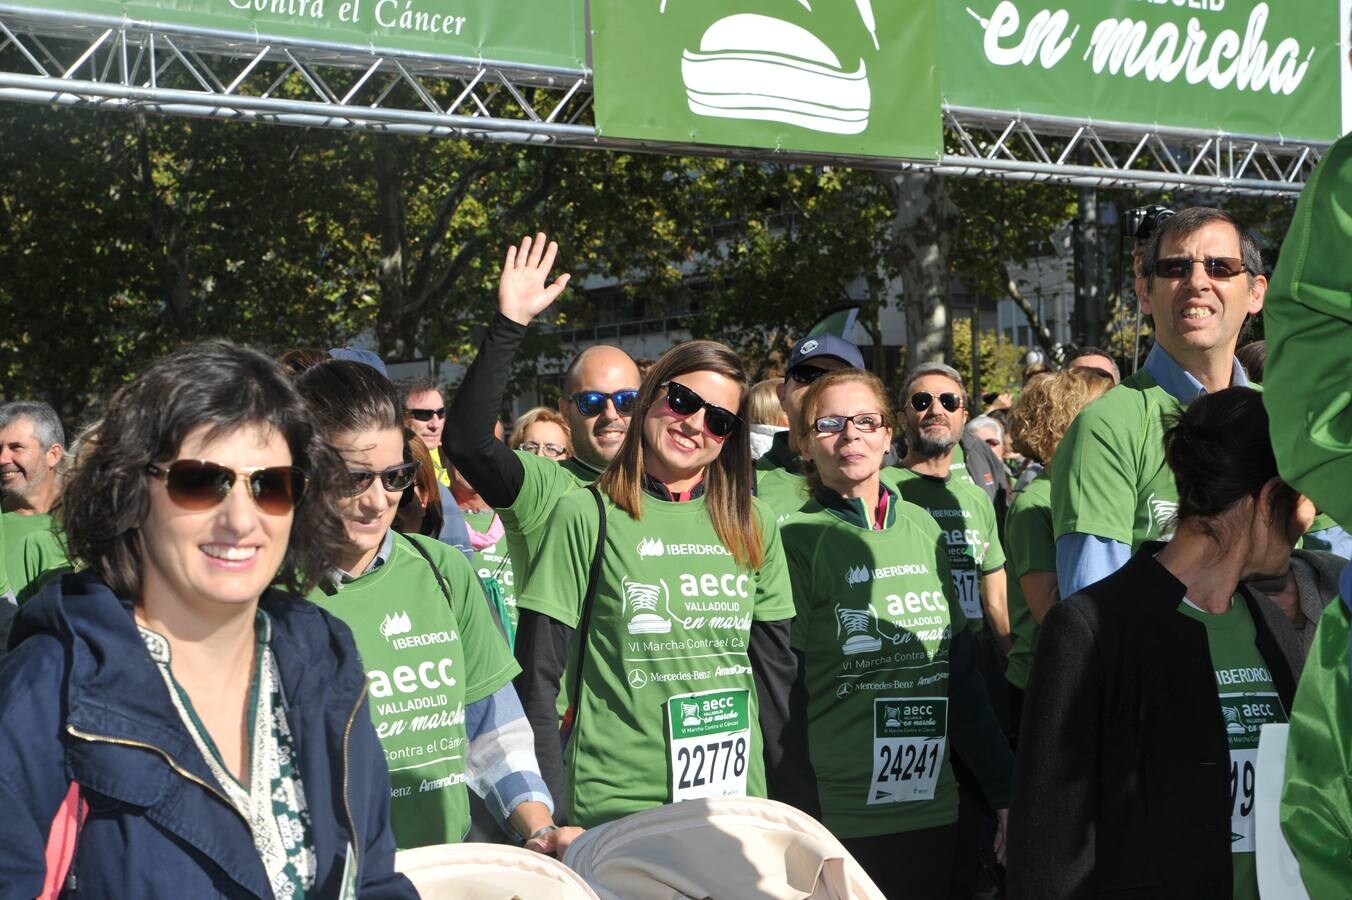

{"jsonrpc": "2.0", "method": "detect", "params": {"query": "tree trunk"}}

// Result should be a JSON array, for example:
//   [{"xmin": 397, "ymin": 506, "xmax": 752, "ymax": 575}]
[
  {"xmin": 886, "ymin": 172, "xmax": 956, "ymax": 368},
  {"xmin": 373, "ymin": 136, "xmax": 410, "ymax": 360}
]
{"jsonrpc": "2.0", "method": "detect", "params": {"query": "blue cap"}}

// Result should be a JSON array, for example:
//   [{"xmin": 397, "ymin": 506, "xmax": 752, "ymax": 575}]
[
  {"xmin": 786, "ymin": 334, "xmax": 865, "ymax": 372},
  {"xmin": 328, "ymin": 347, "xmax": 388, "ymax": 378}
]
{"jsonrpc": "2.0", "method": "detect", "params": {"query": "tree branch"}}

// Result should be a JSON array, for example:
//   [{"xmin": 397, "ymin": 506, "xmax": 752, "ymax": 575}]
[
  {"xmin": 407, "ymin": 158, "xmax": 500, "ymax": 302},
  {"xmin": 1001, "ymin": 265, "xmax": 1062, "ymax": 363}
]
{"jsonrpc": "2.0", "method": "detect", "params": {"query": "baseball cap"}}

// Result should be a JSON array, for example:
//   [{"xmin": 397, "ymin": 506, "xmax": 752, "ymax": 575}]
[
  {"xmin": 786, "ymin": 334, "xmax": 865, "ymax": 372},
  {"xmin": 328, "ymin": 347, "xmax": 389, "ymax": 378}
]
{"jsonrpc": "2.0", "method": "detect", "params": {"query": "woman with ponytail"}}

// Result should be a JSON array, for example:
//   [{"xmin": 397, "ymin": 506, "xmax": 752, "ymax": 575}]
[
  {"xmin": 514, "ymin": 340, "xmax": 796, "ymax": 829},
  {"xmin": 1009, "ymin": 386, "xmax": 1321, "ymax": 899}
]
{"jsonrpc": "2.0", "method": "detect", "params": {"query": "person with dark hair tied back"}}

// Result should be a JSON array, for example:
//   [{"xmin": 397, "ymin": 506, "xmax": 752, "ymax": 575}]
[
  {"xmin": 1009, "ymin": 386, "xmax": 1319, "ymax": 900},
  {"xmin": 779, "ymin": 369, "xmax": 1012, "ymax": 899},
  {"xmin": 515, "ymin": 340, "xmax": 796, "ymax": 828},
  {"xmin": 295, "ymin": 359, "xmax": 577, "ymax": 855},
  {"xmin": 0, "ymin": 340, "xmax": 417, "ymax": 897}
]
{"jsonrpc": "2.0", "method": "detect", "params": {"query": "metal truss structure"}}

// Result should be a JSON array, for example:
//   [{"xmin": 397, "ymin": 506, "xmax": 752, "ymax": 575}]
[{"xmin": 0, "ymin": 6, "xmax": 1328, "ymax": 197}]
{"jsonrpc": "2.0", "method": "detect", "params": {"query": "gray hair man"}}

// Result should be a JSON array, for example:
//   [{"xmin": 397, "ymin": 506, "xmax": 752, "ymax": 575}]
[{"xmin": 0, "ymin": 401, "xmax": 65, "ymax": 515}]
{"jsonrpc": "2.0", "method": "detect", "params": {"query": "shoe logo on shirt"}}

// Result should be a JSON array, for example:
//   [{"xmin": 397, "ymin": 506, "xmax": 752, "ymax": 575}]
[
  {"xmin": 1146, "ymin": 493, "xmax": 1179, "ymax": 534},
  {"xmin": 623, "ymin": 576, "xmax": 673, "ymax": 635},
  {"xmin": 380, "ymin": 610, "xmax": 412, "ymax": 640},
  {"xmin": 637, "ymin": 537, "xmax": 666, "ymax": 559},
  {"xmin": 845, "ymin": 565, "xmax": 871, "ymax": 586}
]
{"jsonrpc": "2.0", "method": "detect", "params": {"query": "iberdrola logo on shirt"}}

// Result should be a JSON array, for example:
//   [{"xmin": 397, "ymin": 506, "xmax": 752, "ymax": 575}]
[{"xmin": 638, "ymin": 537, "xmax": 666, "ymax": 559}]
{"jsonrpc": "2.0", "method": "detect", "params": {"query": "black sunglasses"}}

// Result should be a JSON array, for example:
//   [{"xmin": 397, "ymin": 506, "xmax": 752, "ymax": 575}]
[
  {"xmin": 661, "ymin": 381, "xmax": 740, "ymax": 439},
  {"xmin": 1153, "ymin": 256, "xmax": 1249, "ymax": 280},
  {"xmin": 146, "ymin": 460, "xmax": 306, "ymax": 515},
  {"xmin": 405, "ymin": 407, "xmax": 445, "ymax": 422},
  {"xmin": 345, "ymin": 461, "xmax": 420, "ymax": 496},
  {"xmin": 788, "ymin": 365, "xmax": 830, "ymax": 385},
  {"xmin": 909, "ymin": 392, "xmax": 964, "ymax": 414},
  {"xmin": 813, "ymin": 413, "xmax": 886, "ymax": 434},
  {"xmin": 569, "ymin": 389, "xmax": 638, "ymax": 418}
]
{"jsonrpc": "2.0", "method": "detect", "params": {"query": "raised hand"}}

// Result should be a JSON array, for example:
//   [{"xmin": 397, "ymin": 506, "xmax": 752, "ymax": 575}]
[{"xmin": 498, "ymin": 232, "xmax": 571, "ymax": 326}]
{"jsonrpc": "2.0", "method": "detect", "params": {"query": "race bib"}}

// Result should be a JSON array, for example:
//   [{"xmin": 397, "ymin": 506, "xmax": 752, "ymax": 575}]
[
  {"xmin": 1221, "ymin": 692, "xmax": 1284, "ymax": 854},
  {"xmin": 953, "ymin": 571, "xmax": 982, "ymax": 621},
  {"xmin": 666, "ymin": 689, "xmax": 751, "ymax": 803},
  {"xmin": 869, "ymin": 697, "xmax": 947, "ymax": 805}
]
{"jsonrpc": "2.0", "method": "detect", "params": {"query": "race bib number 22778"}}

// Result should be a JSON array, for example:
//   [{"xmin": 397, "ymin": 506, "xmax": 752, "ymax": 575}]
[{"xmin": 666, "ymin": 689, "xmax": 751, "ymax": 804}]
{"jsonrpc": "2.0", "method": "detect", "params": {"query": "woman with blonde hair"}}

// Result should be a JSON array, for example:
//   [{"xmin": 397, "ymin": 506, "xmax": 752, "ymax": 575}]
[
  {"xmin": 746, "ymin": 378, "xmax": 789, "ymax": 460},
  {"xmin": 779, "ymin": 369, "xmax": 1012, "ymax": 898},
  {"xmin": 515, "ymin": 340, "xmax": 796, "ymax": 828},
  {"xmin": 1002, "ymin": 368, "xmax": 1113, "ymax": 735},
  {"xmin": 509, "ymin": 406, "xmax": 572, "ymax": 460}
]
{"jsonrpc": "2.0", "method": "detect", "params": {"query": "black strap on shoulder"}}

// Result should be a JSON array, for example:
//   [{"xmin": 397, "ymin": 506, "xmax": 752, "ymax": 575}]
[
  {"xmin": 568, "ymin": 484, "xmax": 608, "ymax": 725},
  {"xmin": 405, "ymin": 533, "xmax": 509, "ymax": 644}
]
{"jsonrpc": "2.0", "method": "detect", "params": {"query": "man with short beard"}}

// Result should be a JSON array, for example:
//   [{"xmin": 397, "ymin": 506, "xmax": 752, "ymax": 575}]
[
  {"xmin": 891, "ymin": 363, "xmax": 1011, "ymax": 899},
  {"xmin": 0, "ymin": 402, "xmax": 72, "ymax": 639}
]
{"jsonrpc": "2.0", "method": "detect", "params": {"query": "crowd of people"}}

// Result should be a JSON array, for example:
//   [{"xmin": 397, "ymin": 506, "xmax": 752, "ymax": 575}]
[{"xmin": 0, "ymin": 196, "xmax": 1350, "ymax": 900}]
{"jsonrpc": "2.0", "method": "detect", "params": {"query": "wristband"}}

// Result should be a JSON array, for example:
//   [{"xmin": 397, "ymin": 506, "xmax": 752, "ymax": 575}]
[{"xmin": 524, "ymin": 824, "xmax": 558, "ymax": 844}]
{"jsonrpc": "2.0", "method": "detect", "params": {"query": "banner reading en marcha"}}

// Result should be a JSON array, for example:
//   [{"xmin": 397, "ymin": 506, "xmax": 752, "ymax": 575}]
[
  {"xmin": 2, "ymin": 0, "xmax": 586, "ymax": 71},
  {"xmin": 944, "ymin": 0, "xmax": 1342, "ymax": 143}
]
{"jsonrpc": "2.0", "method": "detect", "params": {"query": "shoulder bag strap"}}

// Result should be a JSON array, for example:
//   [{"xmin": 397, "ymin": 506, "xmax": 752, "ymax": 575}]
[
  {"xmin": 405, "ymin": 534, "xmax": 511, "ymax": 645},
  {"xmin": 567, "ymin": 484, "xmax": 608, "ymax": 726}
]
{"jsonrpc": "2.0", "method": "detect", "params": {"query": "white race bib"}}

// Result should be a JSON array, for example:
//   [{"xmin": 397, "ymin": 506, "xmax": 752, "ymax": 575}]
[
  {"xmin": 953, "ymin": 571, "xmax": 982, "ymax": 621},
  {"xmin": 666, "ymin": 688, "xmax": 751, "ymax": 803},
  {"xmin": 1221, "ymin": 692, "xmax": 1284, "ymax": 854},
  {"xmin": 869, "ymin": 697, "xmax": 948, "ymax": 805}
]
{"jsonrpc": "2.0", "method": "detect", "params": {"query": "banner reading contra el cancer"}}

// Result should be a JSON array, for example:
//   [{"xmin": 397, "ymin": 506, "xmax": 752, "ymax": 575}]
[
  {"xmin": 1, "ymin": 0, "xmax": 585, "ymax": 71},
  {"xmin": 944, "ymin": 1, "xmax": 1343, "ymax": 143}
]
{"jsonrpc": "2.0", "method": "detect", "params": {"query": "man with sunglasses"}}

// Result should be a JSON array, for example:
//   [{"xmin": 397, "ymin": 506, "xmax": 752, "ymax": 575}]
[
  {"xmin": 755, "ymin": 334, "xmax": 866, "ymax": 518},
  {"xmin": 444, "ymin": 233, "xmax": 641, "ymax": 599},
  {"xmin": 892, "ymin": 362, "xmax": 1011, "ymax": 899},
  {"xmin": 1053, "ymin": 207, "xmax": 1267, "ymax": 598}
]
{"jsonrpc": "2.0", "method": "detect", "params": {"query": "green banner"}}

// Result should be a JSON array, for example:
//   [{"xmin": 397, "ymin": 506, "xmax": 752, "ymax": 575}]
[
  {"xmin": 591, "ymin": 0, "xmax": 942, "ymax": 161},
  {"xmin": 944, "ymin": 1, "xmax": 1342, "ymax": 142},
  {"xmin": 8, "ymin": 0, "xmax": 585, "ymax": 71}
]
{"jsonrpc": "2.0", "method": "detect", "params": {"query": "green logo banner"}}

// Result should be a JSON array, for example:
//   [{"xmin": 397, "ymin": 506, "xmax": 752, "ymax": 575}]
[
  {"xmin": 6, "ymin": 0, "xmax": 585, "ymax": 71},
  {"xmin": 590, "ymin": 0, "xmax": 943, "ymax": 161},
  {"xmin": 944, "ymin": 1, "xmax": 1342, "ymax": 142}
]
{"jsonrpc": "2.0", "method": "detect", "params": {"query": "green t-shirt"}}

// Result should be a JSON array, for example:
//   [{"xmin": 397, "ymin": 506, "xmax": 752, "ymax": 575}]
[
  {"xmin": 1004, "ymin": 474, "xmax": 1056, "ymax": 690},
  {"xmin": 782, "ymin": 491, "xmax": 964, "ymax": 838},
  {"xmin": 1052, "ymin": 370, "xmax": 1181, "ymax": 549},
  {"xmin": 499, "ymin": 452, "xmax": 597, "ymax": 599},
  {"xmin": 307, "ymin": 532, "xmax": 519, "ymax": 849},
  {"xmin": 1177, "ymin": 596, "xmax": 1288, "ymax": 900},
  {"xmin": 2, "ymin": 512, "xmax": 71, "ymax": 604},
  {"xmin": 1281, "ymin": 599, "xmax": 1352, "ymax": 897},
  {"xmin": 461, "ymin": 506, "xmax": 517, "ymax": 627},
  {"xmin": 0, "ymin": 512, "xmax": 8, "ymax": 603},
  {"xmin": 518, "ymin": 490, "xmax": 795, "ymax": 828},
  {"xmin": 893, "ymin": 469, "xmax": 1006, "ymax": 630},
  {"xmin": 1263, "ymin": 131, "xmax": 1352, "ymax": 531}
]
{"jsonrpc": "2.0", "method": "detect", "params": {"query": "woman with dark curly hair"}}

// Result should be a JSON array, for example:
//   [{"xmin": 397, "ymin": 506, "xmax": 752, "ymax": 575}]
[{"xmin": 0, "ymin": 340, "xmax": 415, "ymax": 898}]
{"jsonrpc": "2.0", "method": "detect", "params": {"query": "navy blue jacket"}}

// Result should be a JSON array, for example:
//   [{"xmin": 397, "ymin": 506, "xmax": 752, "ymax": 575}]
[{"xmin": 0, "ymin": 571, "xmax": 417, "ymax": 899}]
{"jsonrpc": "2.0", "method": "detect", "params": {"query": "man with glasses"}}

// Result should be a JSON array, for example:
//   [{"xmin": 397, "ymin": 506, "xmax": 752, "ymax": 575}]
[
  {"xmin": 892, "ymin": 362, "xmax": 1010, "ymax": 899},
  {"xmin": 1052, "ymin": 206, "xmax": 1267, "ymax": 598},
  {"xmin": 398, "ymin": 376, "xmax": 451, "ymax": 484},
  {"xmin": 755, "ymin": 334, "xmax": 866, "ymax": 518},
  {"xmin": 445, "ymin": 233, "xmax": 640, "ymax": 597}
]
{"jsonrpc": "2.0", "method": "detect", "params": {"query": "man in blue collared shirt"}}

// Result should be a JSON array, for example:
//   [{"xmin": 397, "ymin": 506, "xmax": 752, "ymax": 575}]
[{"xmin": 1051, "ymin": 207, "xmax": 1267, "ymax": 597}]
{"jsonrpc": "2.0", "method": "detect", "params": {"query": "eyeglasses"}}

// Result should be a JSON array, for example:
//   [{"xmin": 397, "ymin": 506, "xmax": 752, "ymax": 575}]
[
  {"xmin": 519, "ymin": 441, "xmax": 568, "ymax": 459},
  {"xmin": 1153, "ymin": 257, "xmax": 1249, "ymax": 280},
  {"xmin": 788, "ymin": 365, "xmax": 830, "ymax": 386},
  {"xmin": 909, "ymin": 392, "xmax": 964, "ymax": 413},
  {"xmin": 813, "ymin": 413, "xmax": 886, "ymax": 434},
  {"xmin": 344, "ymin": 461, "xmax": 420, "ymax": 496},
  {"xmin": 405, "ymin": 407, "xmax": 445, "ymax": 422},
  {"xmin": 568, "ymin": 389, "xmax": 638, "ymax": 418},
  {"xmin": 661, "ymin": 380, "xmax": 740, "ymax": 439},
  {"xmin": 146, "ymin": 460, "xmax": 306, "ymax": 515}
]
